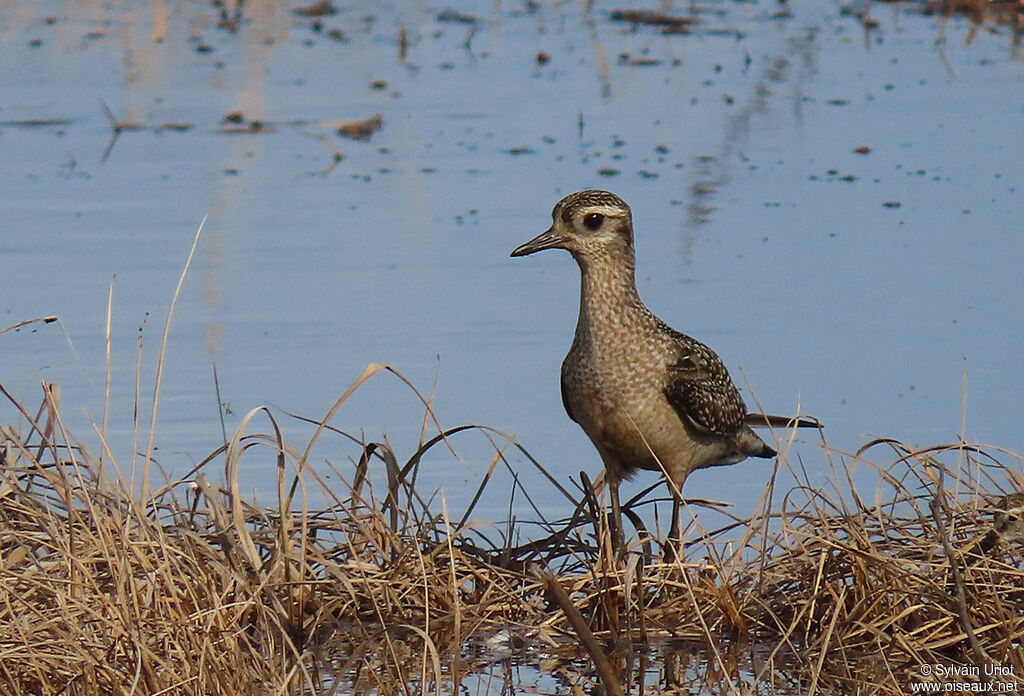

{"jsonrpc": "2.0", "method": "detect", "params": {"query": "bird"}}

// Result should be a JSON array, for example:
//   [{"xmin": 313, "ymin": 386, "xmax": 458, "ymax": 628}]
[
  {"xmin": 511, "ymin": 189, "xmax": 816, "ymax": 556},
  {"xmin": 967, "ymin": 491, "xmax": 1024, "ymax": 562},
  {"xmin": 950, "ymin": 491, "xmax": 1024, "ymax": 596}
]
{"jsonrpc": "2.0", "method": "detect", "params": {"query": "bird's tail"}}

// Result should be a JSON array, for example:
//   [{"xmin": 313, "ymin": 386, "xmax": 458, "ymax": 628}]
[{"xmin": 746, "ymin": 413, "xmax": 822, "ymax": 429}]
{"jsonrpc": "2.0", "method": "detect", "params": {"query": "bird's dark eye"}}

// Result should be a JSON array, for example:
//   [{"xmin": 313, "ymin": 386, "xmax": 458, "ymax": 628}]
[{"xmin": 583, "ymin": 213, "xmax": 605, "ymax": 230}]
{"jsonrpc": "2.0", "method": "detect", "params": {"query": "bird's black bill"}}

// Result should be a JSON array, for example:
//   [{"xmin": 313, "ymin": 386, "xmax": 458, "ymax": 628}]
[{"xmin": 510, "ymin": 227, "xmax": 563, "ymax": 257}]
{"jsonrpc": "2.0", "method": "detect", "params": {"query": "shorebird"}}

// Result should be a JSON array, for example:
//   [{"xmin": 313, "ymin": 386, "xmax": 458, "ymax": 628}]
[
  {"xmin": 511, "ymin": 189, "xmax": 815, "ymax": 555},
  {"xmin": 968, "ymin": 491, "xmax": 1024, "ymax": 562},
  {"xmin": 951, "ymin": 491, "xmax": 1024, "ymax": 595}
]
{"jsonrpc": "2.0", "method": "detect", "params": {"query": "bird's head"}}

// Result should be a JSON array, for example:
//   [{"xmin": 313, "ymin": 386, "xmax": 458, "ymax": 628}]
[{"xmin": 510, "ymin": 190, "xmax": 634, "ymax": 262}]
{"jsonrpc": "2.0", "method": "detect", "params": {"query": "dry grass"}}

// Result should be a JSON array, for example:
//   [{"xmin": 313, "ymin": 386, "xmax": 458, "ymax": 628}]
[{"xmin": 1, "ymin": 367, "xmax": 1022, "ymax": 695}]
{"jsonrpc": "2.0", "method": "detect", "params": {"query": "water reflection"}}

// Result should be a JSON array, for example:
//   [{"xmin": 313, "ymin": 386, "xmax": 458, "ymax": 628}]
[{"xmin": 314, "ymin": 632, "xmax": 807, "ymax": 696}]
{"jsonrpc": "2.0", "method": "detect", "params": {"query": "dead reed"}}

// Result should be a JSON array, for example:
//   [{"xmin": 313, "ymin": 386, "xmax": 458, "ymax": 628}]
[{"xmin": 1, "ymin": 370, "xmax": 1021, "ymax": 695}]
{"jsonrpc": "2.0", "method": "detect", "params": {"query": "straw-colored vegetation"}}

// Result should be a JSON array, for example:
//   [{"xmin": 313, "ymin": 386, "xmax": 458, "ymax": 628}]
[{"xmin": 1, "ymin": 364, "xmax": 1021, "ymax": 696}]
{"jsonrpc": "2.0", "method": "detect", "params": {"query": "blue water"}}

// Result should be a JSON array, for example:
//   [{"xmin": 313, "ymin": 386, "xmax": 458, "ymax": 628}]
[{"xmin": 2, "ymin": 0, "xmax": 1022, "ymax": 526}]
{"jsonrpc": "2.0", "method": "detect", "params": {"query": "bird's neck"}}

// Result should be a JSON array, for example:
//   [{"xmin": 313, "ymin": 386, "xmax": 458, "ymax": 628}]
[{"xmin": 574, "ymin": 249, "xmax": 644, "ymax": 333}]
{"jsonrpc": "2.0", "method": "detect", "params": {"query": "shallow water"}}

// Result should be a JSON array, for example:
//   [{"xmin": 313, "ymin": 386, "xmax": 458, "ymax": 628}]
[
  {"xmin": 321, "ymin": 628, "xmax": 794, "ymax": 696},
  {"xmin": 3, "ymin": 0, "xmax": 1023, "ymax": 525}
]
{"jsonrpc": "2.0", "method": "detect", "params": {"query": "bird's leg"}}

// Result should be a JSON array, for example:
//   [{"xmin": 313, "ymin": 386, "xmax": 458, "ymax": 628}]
[
  {"xmin": 664, "ymin": 481, "xmax": 683, "ymax": 563},
  {"xmin": 609, "ymin": 478, "xmax": 625, "ymax": 558}
]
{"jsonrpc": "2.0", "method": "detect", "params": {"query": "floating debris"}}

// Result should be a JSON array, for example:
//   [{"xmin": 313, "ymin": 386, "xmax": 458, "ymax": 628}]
[
  {"xmin": 215, "ymin": 110, "xmax": 272, "ymax": 133},
  {"xmin": 609, "ymin": 9, "xmax": 699, "ymax": 28},
  {"xmin": 0, "ymin": 118, "xmax": 73, "ymax": 128},
  {"xmin": 293, "ymin": 0, "xmax": 337, "ymax": 17},
  {"xmin": 660, "ymin": 24, "xmax": 694, "ymax": 35},
  {"xmin": 216, "ymin": 120, "xmax": 273, "ymax": 134},
  {"xmin": 153, "ymin": 123, "xmax": 193, "ymax": 132},
  {"xmin": 398, "ymin": 24, "xmax": 409, "ymax": 60},
  {"xmin": 704, "ymin": 26, "xmax": 745, "ymax": 37},
  {"xmin": 436, "ymin": 9, "xmax": 479, "ymax": 24},
  {"xmin": 854, "ymin": 145, "xmax": 872, "ymax": 154},
  {"xmin": 618, "ymin": 53, "xmax": 663, "ymax": 66},
  {"xmin": 336, "ymin": 113, "xmax": 383, "ymax": 141}
]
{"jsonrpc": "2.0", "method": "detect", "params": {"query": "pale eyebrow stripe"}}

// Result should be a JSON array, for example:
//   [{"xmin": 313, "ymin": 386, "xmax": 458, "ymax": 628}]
[{"xmin": 580, "ymin": 205, "xmax": 626, "ymax": 217}]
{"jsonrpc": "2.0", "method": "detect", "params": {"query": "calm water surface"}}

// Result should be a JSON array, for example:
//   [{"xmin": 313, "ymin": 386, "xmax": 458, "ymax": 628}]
[{"xmin": 3, "ymin": 0, "xmax": 1023, "ymax": 524}]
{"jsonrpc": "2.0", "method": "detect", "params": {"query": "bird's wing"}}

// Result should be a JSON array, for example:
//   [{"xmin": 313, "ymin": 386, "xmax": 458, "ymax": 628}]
[
  {"xmin": 663, "ymin": 336, "xmax": 747, "ymax": 437},
  {"xmin": 745, "ymin": 413, "xmax": 821, "ymax": 429}
]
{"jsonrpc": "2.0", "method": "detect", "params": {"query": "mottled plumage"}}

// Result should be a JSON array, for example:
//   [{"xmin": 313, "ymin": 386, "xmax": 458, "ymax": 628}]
[
  {"xmin": 974, "ymin": 492, "xmax": 1024, "ymax": 557},
  {"xmin": 512, "ymin": 190, "xmax": 809, "ymax": 553}
]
